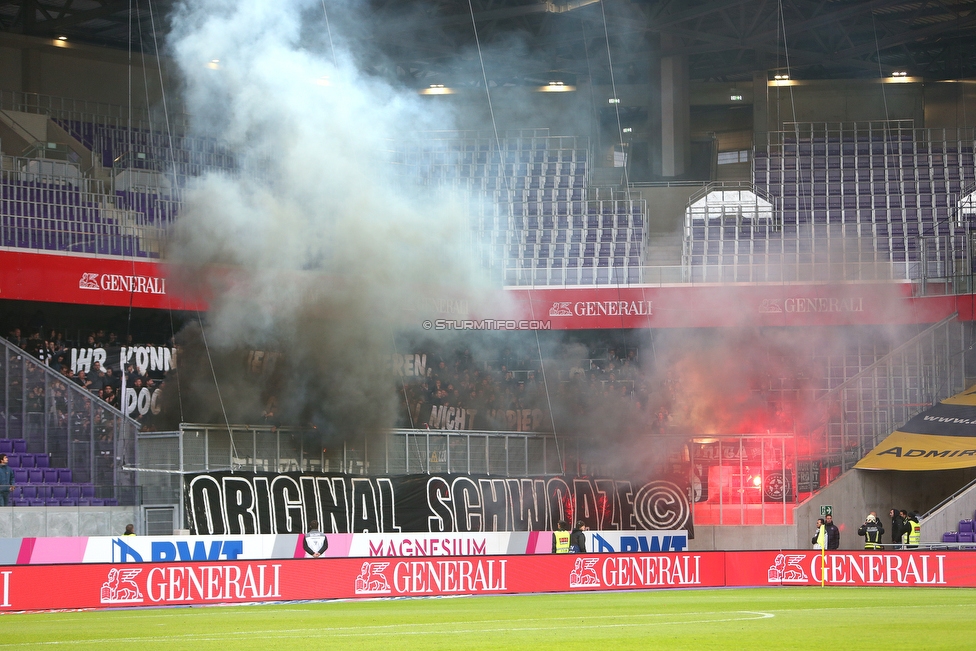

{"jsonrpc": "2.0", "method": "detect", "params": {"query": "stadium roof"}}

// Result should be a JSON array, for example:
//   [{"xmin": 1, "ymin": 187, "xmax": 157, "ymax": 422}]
[{"xmin": 2, "ymin": 0, "xmax": 976, "ymax": 87}]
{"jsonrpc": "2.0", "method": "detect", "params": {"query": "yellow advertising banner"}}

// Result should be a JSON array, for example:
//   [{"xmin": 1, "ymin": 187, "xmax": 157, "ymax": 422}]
[
  {"xmin": 856, "ymin": 431, "xmax": 976, "ymax": 471},
  {"xmin": 857, "ymin": 386, "xmax": 976, "ymax": 470}
]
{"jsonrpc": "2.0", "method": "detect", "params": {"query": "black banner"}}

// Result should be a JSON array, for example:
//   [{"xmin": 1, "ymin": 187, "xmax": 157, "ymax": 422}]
[{"xmin": 183, "ymin": 472, "xmax": 694, "ymax": 537}]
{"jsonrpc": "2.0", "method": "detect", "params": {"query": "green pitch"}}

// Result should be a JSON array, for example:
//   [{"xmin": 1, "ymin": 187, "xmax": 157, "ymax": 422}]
[{"xmin": 2, "ymin": 588, "xmax": 975, "ymax": 650}]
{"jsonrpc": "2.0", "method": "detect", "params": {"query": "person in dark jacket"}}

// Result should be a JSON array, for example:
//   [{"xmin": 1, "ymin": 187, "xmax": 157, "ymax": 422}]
[
  {"xmin": 569, "ymin": 520, "xmax": 587, "ymax": 553},
  {"xmin": 857, "ymin": 512, "xmax": 885, "ymax": 550},
  {"xmin": 0, "ymin": 455, "xmax": 13, "ymax": 507},
  {"xmin": 823, "ymin": 514, "xmax": 840, "ymax": 550},
  {"xmin": 890, "ymin": 509, "xmax": 905, "ymax": 548}
]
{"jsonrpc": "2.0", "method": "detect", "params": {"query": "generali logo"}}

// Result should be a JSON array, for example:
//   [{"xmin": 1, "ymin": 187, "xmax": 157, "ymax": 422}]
[
  {"xmin": 100, "ymin": 568, "xmax": 145, "ymax": 604},
  {"xmin": 549, "ymin": 302, "xmax": 572, "ymax": 317},
  {"xmin": 354, "ymin": 562, "xmax": 392, "ymax": 595},
  {"xmin": 569, "ymin": 557, "xmax": 600, "ymax": 588},
  {"xmin": 548, "ymin": 301, "xmax": 652, "ymax": 318},
  {"xmin": 767, "ymin": 554, "xmax": 809, "ymax": 583},
  {"xmin": 760, "ymin": 297, "xmax": 864, "ymax": 314},
  {"xmin": 78, "ymin": 272, "xmax": 167, "ymax": 294},
  {"xmin": 79, "ymin": 272, "xmax": 100, "ymax": 290}
]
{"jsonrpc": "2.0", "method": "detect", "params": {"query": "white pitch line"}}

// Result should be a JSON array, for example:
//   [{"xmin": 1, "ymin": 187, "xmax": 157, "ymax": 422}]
[{"xmin": 0, "ymin": 611, "xmax": 774, "ymax": 646}]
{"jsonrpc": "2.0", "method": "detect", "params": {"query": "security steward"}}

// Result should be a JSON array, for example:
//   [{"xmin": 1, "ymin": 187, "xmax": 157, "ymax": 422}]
[
  {"xmin": 906, "ymin": 512, "xmax": 921, "ymax": 549},
  {"xmin": 552, "ymin": 521, "xmax": 571, "ymax": 554},
  {"xmin": 857, "ymin": 512, "xmax": 885, "ymax": 550}
]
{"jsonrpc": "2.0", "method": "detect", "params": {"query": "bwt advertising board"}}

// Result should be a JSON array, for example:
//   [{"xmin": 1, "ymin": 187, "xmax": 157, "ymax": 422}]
[
  {"xmin": 183, "ymin": 472, "xmax": 694, "ymax": 536},
  {"xmin": 3, "ymin": 551, "xmax": 976, "ymax": 611},
  {"xmin": 2, "ymin": 530, "xmax": 691, "ymax": 565}
]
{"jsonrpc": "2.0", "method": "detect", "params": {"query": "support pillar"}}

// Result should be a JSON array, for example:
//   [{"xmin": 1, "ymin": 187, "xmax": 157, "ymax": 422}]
[{"xmin": 660, "ymin": 40, "xmax": 689, "ymax": 178}]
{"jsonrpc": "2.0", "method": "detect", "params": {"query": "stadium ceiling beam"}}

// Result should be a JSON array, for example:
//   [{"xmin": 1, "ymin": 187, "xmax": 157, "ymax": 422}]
[{"xmin": 25, "ymin": 0, "xmax": 130, "ymax": 33}]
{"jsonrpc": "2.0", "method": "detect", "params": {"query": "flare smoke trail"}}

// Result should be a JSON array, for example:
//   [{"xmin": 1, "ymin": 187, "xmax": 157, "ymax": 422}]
[{"xmin": 161, "ymin": 0, "xmax": 496, "ymax": 435}]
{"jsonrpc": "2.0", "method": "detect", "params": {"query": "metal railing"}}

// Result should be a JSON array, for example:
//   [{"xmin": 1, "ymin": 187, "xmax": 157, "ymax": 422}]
[{"xmin": 0, "ymin": 337, "xmax": 139, "ymax": 495}]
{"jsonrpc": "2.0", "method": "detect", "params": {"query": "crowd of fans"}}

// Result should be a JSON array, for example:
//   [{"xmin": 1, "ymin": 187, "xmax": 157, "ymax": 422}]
[
  {"xmin": 5, "ymin": 326, "xmax": 160, "ymax": 414},
  {"xmin": 395, "ymin": 344, "xmax": 675, "ymax": 432}
]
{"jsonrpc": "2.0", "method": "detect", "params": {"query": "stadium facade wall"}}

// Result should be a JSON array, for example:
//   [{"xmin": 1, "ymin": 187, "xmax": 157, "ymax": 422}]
[
  {"xmin": 792, "ymin": 467, "xmax": 976, "ymax": 549},
  {"xmin": 0, "ymin": 33, "xmax": 169, "ymax": 110},
  {"xmin": 689, "ymin": 525, "xmax": 796, "ymax": 552},
  {"xmin": 0, "ymin": 507, "xmax": 139, "ymax": 539}
]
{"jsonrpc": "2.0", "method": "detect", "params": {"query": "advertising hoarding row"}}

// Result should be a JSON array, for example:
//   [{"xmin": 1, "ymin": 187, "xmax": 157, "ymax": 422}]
[
  {"xmin": 1, "ymin": 530, "xmax": 690, "ymax": 565},
  {"xmin": 3, "ymin": 249, "xmax": 966, "ymax": 328},
  {"xmin": 1, "ymin": 549, "xmax": 974, "ymax": 611}
]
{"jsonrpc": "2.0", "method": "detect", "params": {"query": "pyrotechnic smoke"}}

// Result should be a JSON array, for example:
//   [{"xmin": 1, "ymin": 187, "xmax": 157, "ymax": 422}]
[{"xmin": 161, "ymin": 0, "xmax": 497, "ymax": 435}]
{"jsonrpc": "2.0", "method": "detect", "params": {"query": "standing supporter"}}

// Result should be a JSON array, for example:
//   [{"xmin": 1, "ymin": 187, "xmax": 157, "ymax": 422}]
[
  {"xmin": 90, "ymin": 362, "xmax": 107, "ymax": 393},
  {"xmin": 857, "ymin": 512, "xmax": 885, "ymax": 550},
  {"xmin": 122, "ymin": 524, "xmax": 136, "ymax": 536},
  {"xmin": 812, "ymin": 518, "xmax": 825, "ymax": 549},
  {"xmin": 0, "ymin": 455, "xmax": 13, "ymax": 507},
  {"xmin": 303, "ymin": 520, "xmax": 328, "ymax": 558},
  {"xmin": 570, "ymin": 520, "xmax": 587, "ymax": 553},
  {"xmin": 890, "ymin": 509, "xmax": 905, "ymax": 548},
  {"xmin": 552, "ymin": 521, "xmax": 570, "ymax": 554},
  {"xmin": 823, "ymin": 514, "xmax": 840, "ymax": 550},
  {"xmin": 5, "ymin": 328, "xmax": 24, "ymax": 348}
]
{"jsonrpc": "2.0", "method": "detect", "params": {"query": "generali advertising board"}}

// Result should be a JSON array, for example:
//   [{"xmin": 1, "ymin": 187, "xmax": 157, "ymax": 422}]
[
  {"xmin": 1, "ymin": 551, "xmax": 976, "ymax": 611},
  {"xmin": 1, "ymin": 249, "xmax": 967, "ymax": 328}
]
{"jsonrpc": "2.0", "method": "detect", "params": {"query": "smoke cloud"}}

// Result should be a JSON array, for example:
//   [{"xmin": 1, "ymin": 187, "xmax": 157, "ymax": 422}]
[{"xmin": 161, "ymin": 0, "xmax": 497, "ymax": 436}]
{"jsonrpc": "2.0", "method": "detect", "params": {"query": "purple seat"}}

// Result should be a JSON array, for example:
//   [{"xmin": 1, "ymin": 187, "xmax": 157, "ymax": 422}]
[
  {"xmin": 0, "ymin": 440, "xmax": 12, "ymax": 454},
  {"xmin": 42, "ymin": 469, "xmax": 58, "ymax": 483},
  {"xmin": 943, "ymin": 532, "xmax": 959, "ymax": 543},
  {"xmin": 34, "ymin": 454, "xmax": 49, "ymax": 468},
  {"xmin": 104, "ymin": 498, "xmax": 118, "ymax": 506},
  {"xmin": 44, "ymin": 498, "xmax": 60, "ymax": 506},
  {"xmin": 26, "ymin": 469, "xmax": 41, "ymax": 483},
  {"xmin": 12, "ymin": 468, "xmax": 27, "ymax": 484},
  {"xmin": 90, "ymin": 498, "xmax": 104, "ymax": 506},
  {"xmin": 66, "ymin": 485, "xmax": 81, "ymax": 499},
  {"xmin": 6, "ymin": 454, "xmax": 21, "ymax": 468},
  {"xmin": 76, "ymin": 498, "xmax": 90, "ymax": 506},
  {"xmin": 80, "ymin": 484, "xmax": 95, "ymax": 498},
  {"xmin": 958, "ymin": 519, "xmax": 974, "ymax": 533},
  {"xmin": 58, "ymin": 469, "xmax": 72, "ymax": 483},
  {"xmin": 11, "ymin": 498, "xmax": 28, "ymax": 507},
  {"xmin": 28, "ymin": 499, "xmax": 44, "ymax": 506},
  {"xmin": 60, "ymin": 499, "xmax": 77, "ymax": 507},
  {"xmin": 51, "ymin": 485, "xmax": 67, "ymax": 499},
  {"xmin": 958, "ymin": 531, "xmax": 975, "ymax": 543},
  {"xmin": 11, "ymin": 440, "xmax": 26, "ymax": 454},
  {"xmin": 20, "ymin": 486, "xmax": 37, "ymax": 499},
  {"xmin": 35, "ymin": 486, "xmax": 51, "ymax": 498}
]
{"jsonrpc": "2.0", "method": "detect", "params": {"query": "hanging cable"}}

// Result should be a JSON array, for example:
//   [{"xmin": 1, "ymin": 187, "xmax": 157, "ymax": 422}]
[
  {"xmin": 600, "ymin": 0, "xmax": 630, "ymax": 202},
  {"xmin": 129, "ymin": 0, "xmax": 186, "ymax": 423},
  {"xmin": 466, "ymin": 0, "xmax": 563, "ymax": 472},
  {"xmin": 320, "ymin": 0, "xmax": 339, "ymax": 69},
  {"xmin": 778, "ymin": 0, "xmax": 811, "ymax": 282},
  {"xmin": 871, "ymin": 14, "xmax": 891, "ymax": 126}
]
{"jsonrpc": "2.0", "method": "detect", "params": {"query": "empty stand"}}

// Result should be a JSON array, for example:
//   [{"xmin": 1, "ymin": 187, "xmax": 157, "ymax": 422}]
[
  {"xmin": 687, "ymin": 121, "xmax": 976, "ymax": 282},
  {"xmin": 393, "ymin": 130, "xmax": 647, "ymax": 285}
]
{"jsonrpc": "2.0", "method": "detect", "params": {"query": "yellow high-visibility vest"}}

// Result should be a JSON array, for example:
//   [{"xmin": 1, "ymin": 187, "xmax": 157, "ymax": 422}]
[
  {"xmin": 908, "ymin": 521, "xmax": 921, "ymax": 546},
  {"xmin": 553, "ymin": 530, "xmax": 571, "ymax": 554}
]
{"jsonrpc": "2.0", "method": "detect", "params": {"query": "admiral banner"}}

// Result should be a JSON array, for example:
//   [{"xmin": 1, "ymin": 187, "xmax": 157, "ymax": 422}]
[
  {"xmin": 5, "ymin": 551, "xmax": 976, "ymax": 611},
  {"xmin": 857, "ymin": 385, "xmax": 976, "ymax": 471},
  {"xmin": 183, "ymin": 472, "xmax": 694, "ymax": 537}
]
